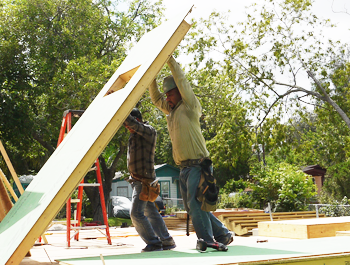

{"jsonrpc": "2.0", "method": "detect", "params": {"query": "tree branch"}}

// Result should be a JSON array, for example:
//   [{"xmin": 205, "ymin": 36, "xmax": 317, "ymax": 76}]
[
  {"xmin": 306, "ymin": 70, "xmax": 350, "ymax": 129},
  {"xmin": 32, "ymin": 132, "xmax": 55, "ymax": 154}
]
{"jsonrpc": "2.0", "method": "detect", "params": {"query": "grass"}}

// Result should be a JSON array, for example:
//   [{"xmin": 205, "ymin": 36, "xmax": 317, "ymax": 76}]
[
  {"xmin": 56, "ymin": 217, "xmax": 133, "ymax": 227},
  {"xmin": 108, "ymin": 217, "xmax": 133, "ymax": 227},
  {"xmin": 82, "ymin": 217, "xmax": 133, "ymax": 227}
]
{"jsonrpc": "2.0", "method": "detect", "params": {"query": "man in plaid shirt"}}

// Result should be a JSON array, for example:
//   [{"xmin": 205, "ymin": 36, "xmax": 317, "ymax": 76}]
[{"xmin": 124, "ymin": 108, "xmax": 175, "ymax": 252}]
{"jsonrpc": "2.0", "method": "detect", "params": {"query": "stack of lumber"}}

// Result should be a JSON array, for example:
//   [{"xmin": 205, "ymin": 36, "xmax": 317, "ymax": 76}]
[
  {"xmin": 162, "ymin": 210, "xmax": 262, "ymax": 233},
  {"xmin": 213, "ymin": 208, "xmax": 264, "ymax": 218},
  {"xmin": 163, "ymin": 212, "xmax": 194, "ymax": 232},
  {"xmin": 218, "ymin": 211, "xmax": 326, "ymax": 236}
]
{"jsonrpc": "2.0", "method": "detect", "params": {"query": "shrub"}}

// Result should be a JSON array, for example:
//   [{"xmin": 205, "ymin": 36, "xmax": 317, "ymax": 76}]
[
  {"xmin": 250, "ymin": 162, "xmax": 317, "ymax": 212},
  {"xmin": 217, "ymin": 192, "xmax": 256, "ymax": 209},
  {"xmin": 318, "ymin": 196, "xmax": 350, "ymax": 217}
]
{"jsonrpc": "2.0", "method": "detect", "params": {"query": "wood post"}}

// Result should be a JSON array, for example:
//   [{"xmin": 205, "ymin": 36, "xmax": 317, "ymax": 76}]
[
  {"xmin": 0, "ymin": 140, "xmax": 24, "ymax": 195},
  {"xmin": 0, "ymin": 176, "xmax": 13, "ymax": 221}
]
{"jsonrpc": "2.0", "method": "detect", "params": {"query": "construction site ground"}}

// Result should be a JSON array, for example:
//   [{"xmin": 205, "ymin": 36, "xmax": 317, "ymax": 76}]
[{"xmin": 19, "ymin": 225, "xmax": 350, "ymax": 265}]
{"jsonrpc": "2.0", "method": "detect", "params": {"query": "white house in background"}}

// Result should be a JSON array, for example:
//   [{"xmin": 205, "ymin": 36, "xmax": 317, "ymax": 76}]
[{"xmin": 110, "ymin": 164, "xmax": 182, "ymax": 208}]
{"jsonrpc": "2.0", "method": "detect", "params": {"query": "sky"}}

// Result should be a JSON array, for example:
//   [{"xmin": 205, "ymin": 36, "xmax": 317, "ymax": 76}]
[
  {"xmin": 158, "ymin": 0, "xmax": 350, "ymax": 43},
  {"xmin": 154, "ymin": 0, "xmax": 350, "ymax": 85},
  {"xmin": 154, "ymin": 0, "xmax": 350, "ymax": 121}
]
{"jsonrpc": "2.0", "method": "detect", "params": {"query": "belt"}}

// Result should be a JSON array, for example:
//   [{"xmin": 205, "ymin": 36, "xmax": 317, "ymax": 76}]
[
  {"xmin": 180, "ymin": 157, "xmax": 209, "ymax": 168},
  {"xmin": 131, "ymin": 173, "xmax": 145, "ymax": 180},
  {"xmin": 130, "ymin": 173, "xmax": 154, "ymax": 183}
]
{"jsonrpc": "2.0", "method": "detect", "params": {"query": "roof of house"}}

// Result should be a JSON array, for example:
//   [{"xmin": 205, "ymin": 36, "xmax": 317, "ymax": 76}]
[{"xmin": 302, "ymin": 165, "xmax": 327, "ymax": 176}]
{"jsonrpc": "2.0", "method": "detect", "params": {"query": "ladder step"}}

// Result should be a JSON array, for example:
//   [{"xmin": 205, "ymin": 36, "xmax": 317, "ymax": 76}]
[
  {"xmin": 70, "ymin": 225, "xmax": 107, "ymax": 230},
  {"xmin": 51, "ymin": 220, "xmax": 79, "ymax": 225},
  {"xmin": 70, "ymin": 199, "xmax": 80, "ymax": 203},
  {"xmin": 78, "ymin": 183, "xmax": 100, "ymax": 187}
]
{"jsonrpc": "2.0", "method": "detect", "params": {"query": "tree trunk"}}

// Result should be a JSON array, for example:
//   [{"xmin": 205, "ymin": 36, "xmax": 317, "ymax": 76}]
[{"xmin": 84, "ymin": 142, "xmax": 127, "ymax": 223}]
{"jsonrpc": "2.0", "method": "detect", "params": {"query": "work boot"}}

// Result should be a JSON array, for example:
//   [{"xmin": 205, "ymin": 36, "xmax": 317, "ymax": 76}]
[
  {"xmin": 162, "ymin": 237, "xmax": 176, "ymax": 250},
  {"xmin": 215, "ymin": 242, "xmax": 228, "ymax": 251},
  {"xmin": 217, "ymin": 232, "xmax": 233, "ymax": 246},
  {"xmin": 141, "ymin": 243, "xmax": 163, "ymax": 252},
  {"xmin": 196, "ymin": 239, "xmax": 228, "ymax": 252}
]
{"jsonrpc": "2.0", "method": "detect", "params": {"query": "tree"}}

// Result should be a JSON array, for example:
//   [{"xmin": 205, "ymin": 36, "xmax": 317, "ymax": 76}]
[
  {"xmin": 0, "ymin": 0, "xmax": 165, "ymax": 222},
  {"xmin": 184, "ymin": 0, "xmax": 350, "ymax": 162},
  {"xmin": 178, "ymin": 0, "xmax": 350, "ymax": 202},
  {"xmin": 250, "ymin": 162, "xmax": 317, "ymax": 211}
]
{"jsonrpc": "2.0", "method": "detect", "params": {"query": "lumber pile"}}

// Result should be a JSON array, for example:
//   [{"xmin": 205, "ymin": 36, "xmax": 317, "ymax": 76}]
[
  {"xmin": 163, "ymin": 210, "xmax": 262, "ymax": 233},
  {"xmin": 213, "ymin": 208, "xmax": 264, "ymax": 218},
  {"xmin": 218, "ymin": 211, "xmax": 326, "ymax": 236},
  {"xmin": 163, "ymin": 212, "xmax": 194, "ymax": 232},
  {"xmin": 259, "ymin": 216, "xmax": 350, "ymax": 239}
]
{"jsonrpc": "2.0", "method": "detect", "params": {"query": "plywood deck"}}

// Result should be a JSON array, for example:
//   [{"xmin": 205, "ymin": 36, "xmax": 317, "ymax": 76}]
[
  {"xmin": 258, "ymin": 216, "xmax": 350, "ymax": 239},
  {"xmin": 19, "ymin": 226, "xmax": 350, "ymax": 265},
  {"xmin": 56, "ymin": 232, "xmax": 350, "ymax": 265}
]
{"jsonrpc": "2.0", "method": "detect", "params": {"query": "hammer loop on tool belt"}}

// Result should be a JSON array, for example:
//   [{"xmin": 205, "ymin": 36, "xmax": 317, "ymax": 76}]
[
  {"xmin": 131, "ymin": 173, "xmax": 160, "ymax": 202},
  {"xmin": 196, "ymin": 158, "xmax": 219, "ymax": 212}
]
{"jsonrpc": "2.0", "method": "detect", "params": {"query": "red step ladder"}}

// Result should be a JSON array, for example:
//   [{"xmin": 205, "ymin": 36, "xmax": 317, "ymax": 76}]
[{"xmin": 57, "ymin": 109, "xmax": 111, "ymax": 247}]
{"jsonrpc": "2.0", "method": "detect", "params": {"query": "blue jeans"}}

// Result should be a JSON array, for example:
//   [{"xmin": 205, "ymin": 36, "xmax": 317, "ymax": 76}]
[
  {"xmin": 130, "ymin": 181, "xmax": 173, "ymax": 246},
  {"xmin": 179, "ymin": 165, "xmax": 230, "ymax": 243}
]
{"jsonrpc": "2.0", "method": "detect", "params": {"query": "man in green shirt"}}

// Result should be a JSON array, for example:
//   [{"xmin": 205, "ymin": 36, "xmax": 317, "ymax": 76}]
[{"xmin": 149, "ymin": 56, "xmax": 233, "ymax": 249}]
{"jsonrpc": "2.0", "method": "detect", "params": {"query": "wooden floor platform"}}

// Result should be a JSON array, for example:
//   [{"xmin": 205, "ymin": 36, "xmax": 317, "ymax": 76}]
[
  {"xmin": 57, "ymin": 235, "xmax": 350, "ymax": 265},
  {"xmin": 19, "ymin": 226, "xmax": 350, "ymax": 265},
  {"xmin": 258, "ymin": 216, "xmax": 350, "ymax": 239}
]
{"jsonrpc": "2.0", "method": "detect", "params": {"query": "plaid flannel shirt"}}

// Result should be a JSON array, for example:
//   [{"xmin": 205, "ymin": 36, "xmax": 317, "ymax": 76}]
[{"xmin": 124, "ymin": 115, "xmax": 156, "ymax": 180}]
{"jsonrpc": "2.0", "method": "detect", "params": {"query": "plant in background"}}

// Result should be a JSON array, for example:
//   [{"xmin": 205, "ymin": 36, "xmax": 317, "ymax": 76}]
[
  {"xmin": 165, "ymin": 206, "xmax": 182, "ymax": 216},
  {"xmin": 318, "ymin": 195, "xmax": 350, "ymax": 217},
  {"xmin": 217, "ymin": 193, "xmax": 236, "ymax": 209},
  {"xmin": 322, "ymin": 160, "xmax": 350, "ymax": 201},
  {"xmin": 251, "ymin": 162, "xmax": 317, "ymax": 212},
  {"xmin": 217, "ymin": 192, "xmax": 256, "ymax": 209},
  {"xmin": 220, "ymin": 178, "xmax": 249, "ymax": 195}
]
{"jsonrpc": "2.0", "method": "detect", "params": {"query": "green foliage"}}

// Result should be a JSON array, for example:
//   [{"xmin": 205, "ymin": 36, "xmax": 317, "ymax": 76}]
[
  {"xmin": 82, "ymin": 217, "xmax": 132, "ymax": 227},
  {"xmin": 217, "ymin": 192, "xmax": 255, "ymax": 209},
  {"xmin": 318, "ymin": 196, "xmax": 350, "ymax": 217},
  {"xmin": 0, "ymin": 0, "xmax": 165, "ymax": 222},
  {"xmin": 183, "ymin": 0, "xmax": 350, "ymax": 186},
  {"xmin": 220, "ymin": 179, "xmax": 248, "ymax": 194},
  {"xmin": 0, "ymin": 0, "xmax": 164, "ymax": 175},
  {"xmin": 164, "ymin": 206, "xmax": 182, "ymax": 215},
  {"xmin": 250, "ymin": 162, "xmax": 317, "ymax": 211},
  {"xmin": 322, "ymin": 160, "xmax": 350, "ymax": 201}
]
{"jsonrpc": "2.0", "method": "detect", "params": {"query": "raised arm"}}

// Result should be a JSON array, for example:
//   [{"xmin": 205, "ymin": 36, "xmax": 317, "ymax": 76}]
[
  {"xmin": 167, "ymin": 56, "xmax": 199, "ymax": 109},
  {"xmin": 124, "ymin": 115, "xmax": 156, "ymax": 142},
  {"xmin": 149, "ymin": 79, "xmax": 172, "ymax": 115}
]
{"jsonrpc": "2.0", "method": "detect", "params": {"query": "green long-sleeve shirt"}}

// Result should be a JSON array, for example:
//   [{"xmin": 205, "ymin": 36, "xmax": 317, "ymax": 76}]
[{"xmin": 149, "ymin": 57, "xmax": 209, "ymax": 165}]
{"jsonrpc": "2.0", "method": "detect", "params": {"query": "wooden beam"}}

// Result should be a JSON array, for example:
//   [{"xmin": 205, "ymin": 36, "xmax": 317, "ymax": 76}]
[
  {"xmin": 0, "ymin": 176, "xmax": 13, "ymax": 221},
  {"xmin": 0, "ymin": 140, "xmax": 24, "ymax": 194},
  {"xmin": 0, "ymin": 168, "xmax": 18, "ymax": 202}
]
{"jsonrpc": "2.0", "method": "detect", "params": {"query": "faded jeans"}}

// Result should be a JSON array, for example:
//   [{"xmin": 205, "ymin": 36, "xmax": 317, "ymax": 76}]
[
  {"xmin": 179, "ymin": 165, "xmax": 230, "ymax": 243},
  {"xmin": 130, "ymin": 181, "xmax": 173, "ymax": 246}
]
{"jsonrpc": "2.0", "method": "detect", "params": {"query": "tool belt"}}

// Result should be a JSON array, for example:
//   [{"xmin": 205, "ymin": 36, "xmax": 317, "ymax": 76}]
[
  {"xmin": 180, "ymin": 157, "xmax": 209, "ymax": 168},
  {"xmin": 196, "ymin": 158, "xmax": 219, "ymax": 212},
  {"xmin": 131, "ymin": 173, "xmax": 160, "ymax": 202}
]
